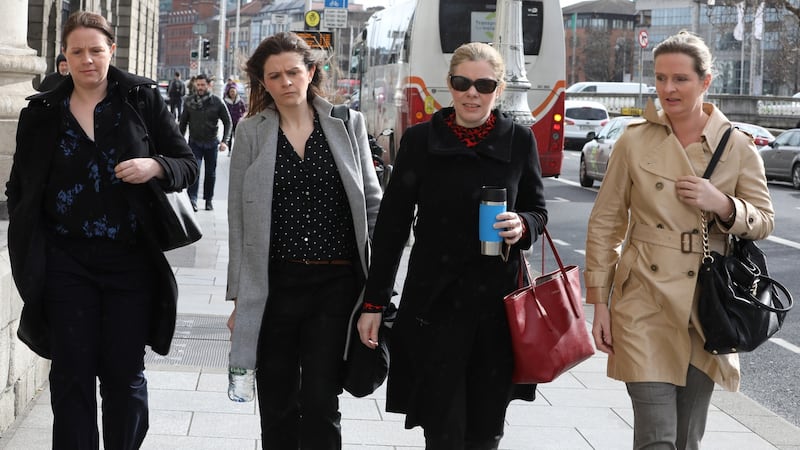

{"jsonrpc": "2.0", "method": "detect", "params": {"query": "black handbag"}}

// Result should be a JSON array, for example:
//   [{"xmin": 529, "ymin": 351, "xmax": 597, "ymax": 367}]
[
  {"xmin": 343, "ymin": 302, "xmax": 397, "ymax": 398},
  {"xmin": 148, "ymin": 181, "xmax": 203, "ymax": 251},
  {"xmin": 696, "ymin": 127, "xmax": 793, "ymax": 355}
]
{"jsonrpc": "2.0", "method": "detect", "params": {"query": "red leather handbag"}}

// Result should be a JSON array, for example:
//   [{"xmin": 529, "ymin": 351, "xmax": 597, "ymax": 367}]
[{"xmin": 503, "ymin": 228, "xmax": 594, "ymax": 383}]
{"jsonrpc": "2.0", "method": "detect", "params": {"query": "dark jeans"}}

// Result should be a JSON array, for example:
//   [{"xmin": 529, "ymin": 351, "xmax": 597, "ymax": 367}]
[
  {"xmin": 169, "ymin": 97, "xmax": 182, "ymax": 119},
  {"xmin": 256, "ymin": 263, "xmax": 358, "ymax": 450},
  {"xmin": 44, "ymin": 237, "xmax": 156, "ymax": 450},
  {"xmin": 188, "ymin": 140, "xmax": 219, "ymax": 202}
]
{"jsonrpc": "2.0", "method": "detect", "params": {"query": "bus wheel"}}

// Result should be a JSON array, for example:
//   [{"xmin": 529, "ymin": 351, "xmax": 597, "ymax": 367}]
[{"xmin": 579, "ymin": 156, "xmax": 594, "ymax": 187}]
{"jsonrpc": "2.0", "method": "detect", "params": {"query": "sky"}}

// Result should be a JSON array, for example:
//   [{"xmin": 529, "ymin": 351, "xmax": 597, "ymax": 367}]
[{"xmin": 355, "ymin": 0, "xmax": 584, "ymax": 7}]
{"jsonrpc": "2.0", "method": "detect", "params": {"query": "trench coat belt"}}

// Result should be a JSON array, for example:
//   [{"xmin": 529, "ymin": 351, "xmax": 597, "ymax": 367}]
[{"xmin": 629, "ymin": 222, "xmax": 725, "ymax": 254}]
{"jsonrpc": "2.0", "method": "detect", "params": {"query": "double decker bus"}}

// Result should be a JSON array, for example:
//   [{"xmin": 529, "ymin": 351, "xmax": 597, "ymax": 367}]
[{"xmin": 352, "ymin": 0, "xmax": 567, "ymax": 177}]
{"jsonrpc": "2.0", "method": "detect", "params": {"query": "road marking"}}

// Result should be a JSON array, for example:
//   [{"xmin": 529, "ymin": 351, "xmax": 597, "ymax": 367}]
[
  {"xmin": 574, "ymin": 249, "xmax": 586, "ymax": 255},
  {"xmin": 552, "ymin": 239, "xmax": 569, "ymax": 246},
  {"xmin": 766, "ymin": 235, "xmax": 800, "ymax": 250},
  {"xmin": 771, "ymin": 338, "xmax": 800, "ymax": 354},
  {"xmin": 550, "ymin": 196, "xmax": 570, "ymax": 202},
  {"xmin": 553, "ymin": 177, "xmax": 581, "ymax": 187}
]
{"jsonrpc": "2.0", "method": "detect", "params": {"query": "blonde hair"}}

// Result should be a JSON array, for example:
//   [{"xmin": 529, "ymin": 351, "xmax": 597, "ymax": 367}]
[
  {"xmin": 653, "ymin": 30, "xmax": 713, "ymax": 79},
  {"xmin": 448, "ymin": 42, "xmax": 506, "ymax": 88}
]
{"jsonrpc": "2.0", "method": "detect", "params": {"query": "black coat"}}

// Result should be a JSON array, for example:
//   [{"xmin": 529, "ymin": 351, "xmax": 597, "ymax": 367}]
[
  {"xmin": 6, "ymin": 66, "xmax": 198, "ymax": 358},
  {"xmin": 364, "ymin": 108, "xmax": 548, "ymax": 425}
]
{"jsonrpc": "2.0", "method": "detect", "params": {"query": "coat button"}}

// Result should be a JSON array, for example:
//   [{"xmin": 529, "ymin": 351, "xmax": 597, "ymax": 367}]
[
  {"xmin": 692, "ymin": 229, "xmax": 699, "ymax": 234},
  {"xmin": 748, "ymin": 217, "xmax": 755, "ymax": 223},
  {"xmin": 688, "ymin": 270, "xmax": 695, "ymax": 277},
  {"xmin": 655, "ymin": 182, "xmax": 664, "ymax": 190},
  {"xmin": 650, "ymin": 264, "xmax": 658, "ymax": 272},
  {"xmin": 656, "ymin": 224, "xmax": 664, "ymax": 229}
]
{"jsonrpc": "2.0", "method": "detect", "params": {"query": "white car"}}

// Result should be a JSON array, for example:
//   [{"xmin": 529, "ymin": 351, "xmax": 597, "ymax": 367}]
[
  {"xmin": 579, "ymin": 115, "xmax": 641, "ymax": 187},
  {"xmin": 564, "ymin": 100, "xmax": 609, "ymax": 150}
]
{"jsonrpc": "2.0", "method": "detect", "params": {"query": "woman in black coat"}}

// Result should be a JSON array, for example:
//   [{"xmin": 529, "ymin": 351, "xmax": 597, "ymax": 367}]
[
  {"xmin": 357, "ymin": 42, "xmax": 548, "ymax": 449},
  {"xmin": 6, "ymin": 11, "xmax": 197, "ymax": 449}
]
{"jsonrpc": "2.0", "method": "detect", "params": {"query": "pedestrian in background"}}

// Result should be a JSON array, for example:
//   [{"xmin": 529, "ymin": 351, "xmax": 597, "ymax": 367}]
[
  {"xmin": 37, "ymin": 53, "xmax": 70, "ymax": 92},
  {"xmin": 226, "ymin": 31, "xmax": 382, "ymax": 449},
  {"xmin": 585, "ymin": 30, "xmax": 774, "ymax": 450},
  {"xmin": 167, "ymin": 71, "xmax": 186, "ymax": 119},
  {"xmin": 6, "ymin": 11, "xmax": 197, "ymax": 449},
  {"xmin": 179, "ymin": 73, "xmax": 232, "ymax": 211},
  {"xmin": 223, "ymin": 84, "xmax": 246, "ymax": 154},
  {"xmin": 187, "ymin": 75, "xmax": 197, "ymax": 96},
  {"xmin": 357, "ymin": 41, "xmax": 548, "ymax": 449}
]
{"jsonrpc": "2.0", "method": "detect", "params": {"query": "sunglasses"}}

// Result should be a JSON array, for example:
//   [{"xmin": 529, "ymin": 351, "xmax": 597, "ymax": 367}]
[{"xmin": 449, "ymin": 75, "xmax": 498, "ymax": 94}]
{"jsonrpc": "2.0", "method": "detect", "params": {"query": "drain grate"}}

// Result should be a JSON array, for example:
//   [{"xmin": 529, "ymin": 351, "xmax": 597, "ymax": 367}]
[{"xmin": 144, "ymin": 314, "xmax": 231, "ymax": 369}]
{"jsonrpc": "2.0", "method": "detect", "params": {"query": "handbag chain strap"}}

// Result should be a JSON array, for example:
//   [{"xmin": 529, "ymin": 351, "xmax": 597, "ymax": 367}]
[{"xmin": 699, "ymin": 126, "xmax": 733, "ymax": 264}]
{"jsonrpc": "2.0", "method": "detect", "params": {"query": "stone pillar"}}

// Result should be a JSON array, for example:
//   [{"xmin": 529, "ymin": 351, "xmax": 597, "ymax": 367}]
[
  {"xmin": 0, "ymin": 0, "xmax": 47, "ymax": 215},
  {"xmin": 493, "ymin": 0, "xmax": 534, "ymax": 127},
  {"xmin": 0, "ymin": 0, "xmax": 50, "ymax": 436}
]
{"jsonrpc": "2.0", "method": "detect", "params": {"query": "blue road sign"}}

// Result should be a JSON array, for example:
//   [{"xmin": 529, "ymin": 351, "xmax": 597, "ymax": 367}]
[{"xmin": 324, "ymin": 0, "xmax": 347, "ymax": 7}]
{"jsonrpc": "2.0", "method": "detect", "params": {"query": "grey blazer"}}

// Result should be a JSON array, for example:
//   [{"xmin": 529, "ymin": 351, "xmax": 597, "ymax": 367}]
[{"xmin": 227, "ymin": 96, "xmax": 382, "ymax": 369}]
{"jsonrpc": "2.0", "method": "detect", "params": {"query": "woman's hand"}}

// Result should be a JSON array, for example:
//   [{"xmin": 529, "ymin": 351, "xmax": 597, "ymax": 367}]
[
  {"xmin": 114, "ymin": 157, "xmax": 165, "ymax": 183},
  {"xmin": 675, "ymin": 175, "xmax": 733, "ymax": 218},
  {"xmin": 227, "ymin": 300, "xmax": 237, "ymax": 336},
  {"xmin": 357, "ymin": 312, "xmax": 382, "ymax": 349},
  {"xmin": 592, "ymin": 304, "xmax": 614, "ymax": 355},
  {"xmin": 495, "ymin": 211, "xmax": 525, "ymax": 245}
]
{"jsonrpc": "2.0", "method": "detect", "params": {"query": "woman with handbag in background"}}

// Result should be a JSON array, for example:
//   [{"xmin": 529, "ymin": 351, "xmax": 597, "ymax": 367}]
[
  {"xmin": 6, "ymin": 11, "xmax": 197, "ymax": 449},
  {"xmin": 225, "ymin": 32, "xmax": 382, "ymax": 449},
  {"xmin": 585, "ymin": 30, "xmax": 774, "ymax": 450},
  {"xmin": 356, "ymin": 42, "xmax": 548, "ymax": 449}
]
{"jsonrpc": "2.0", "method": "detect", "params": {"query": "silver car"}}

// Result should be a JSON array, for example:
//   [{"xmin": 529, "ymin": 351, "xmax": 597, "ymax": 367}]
[
  {"xmin": 579, "ymin": 116, "xmax": 641, "ymax": 187},
  {"xmin": 760, "ymin": 128, "xmax": 800, "ymax": 189}
]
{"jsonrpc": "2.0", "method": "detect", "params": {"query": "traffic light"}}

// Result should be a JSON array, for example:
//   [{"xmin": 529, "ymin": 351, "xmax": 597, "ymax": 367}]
[{"xmin": 202, "ymin": 39, "xmax": 211, "ymax": 59}]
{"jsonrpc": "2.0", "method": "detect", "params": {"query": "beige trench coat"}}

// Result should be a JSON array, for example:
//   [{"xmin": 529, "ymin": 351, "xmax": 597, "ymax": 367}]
[{"xmin": 584, "ymin": 102, "xmax": 774, "ymax": 391}]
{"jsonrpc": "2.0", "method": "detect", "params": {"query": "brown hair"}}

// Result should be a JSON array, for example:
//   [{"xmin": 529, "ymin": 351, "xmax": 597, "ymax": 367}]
[
  {"xmin": 448, "ymin": 42, "xmax": 506, "ymax": 89},
  {"xmin": 244, "ymin": 32, "xmax": 326, "ymax": 116},
  {"xmin": 62, "ymin": 11, "xmax": 115, "ymax": 49},
  {"xmin": 653, "ymin": 30, "xmax": 713, "ymax": 79}
]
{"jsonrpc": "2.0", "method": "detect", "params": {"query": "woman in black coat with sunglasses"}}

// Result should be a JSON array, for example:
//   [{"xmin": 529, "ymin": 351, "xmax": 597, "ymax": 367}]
[{"xmin": 356, "ymin": 42, "xmax": 548, "ymax": 449}]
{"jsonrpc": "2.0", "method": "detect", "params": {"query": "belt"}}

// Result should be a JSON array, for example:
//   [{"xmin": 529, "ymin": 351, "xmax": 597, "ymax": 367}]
[
  {"xmin": 285, "ymin": 259, "xmax": 352, "ymax": 266},
  {"xmin": 630, "ymin": 222, "xmax": 725, "ymax": 254}
]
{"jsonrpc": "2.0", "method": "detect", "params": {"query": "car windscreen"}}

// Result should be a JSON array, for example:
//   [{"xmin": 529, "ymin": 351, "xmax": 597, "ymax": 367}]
[{"xmin": 566, "ymin": 107, "xmax": 607, "ymax": 120}]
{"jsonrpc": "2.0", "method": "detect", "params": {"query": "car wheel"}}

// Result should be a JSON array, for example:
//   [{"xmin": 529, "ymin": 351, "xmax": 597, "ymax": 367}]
[
  {"xmin": 792, "ymin": 163, "xmax": 800, "ymax": 190},
  {"xmin": 579, "ymin": 156, "xmax": 594, "ymax": 187}
]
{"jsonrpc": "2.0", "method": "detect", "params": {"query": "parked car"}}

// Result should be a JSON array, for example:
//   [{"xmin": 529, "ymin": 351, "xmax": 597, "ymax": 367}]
[
  {"xmin": 759, "ymin": 128, "xmax": 800, "ymax": 189},
  {"xmin": 579, "ymin": 115, "xmax": 641, "ymax": 187},
  {"xmin": 731, "ymin": 121, "xmax": 775, "ymax": 147},
  {"xmin": 564, "ymin": 100, "xmax": 609, "ymax": 150},
  {"xmin": 158, "ymin": 81, "xmax": 169, "ymax": 102}
]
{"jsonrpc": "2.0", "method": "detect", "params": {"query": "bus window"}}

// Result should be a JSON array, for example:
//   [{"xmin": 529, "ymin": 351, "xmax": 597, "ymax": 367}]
[{"xmin": 438, "ymin": 1, "xmax": 543, "ymax": 56}]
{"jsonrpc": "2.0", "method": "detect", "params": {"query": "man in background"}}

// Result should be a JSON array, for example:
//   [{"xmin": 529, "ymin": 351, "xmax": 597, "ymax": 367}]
[
  {"xmin": 179, "ymin": 74, "xmax": 232, "ymax": 211},
  {"xmin": 168, "ymin": 71, "xmax": 187, "ymax": 119},
  {"xmin": 37, "ymin": 54, "xmax": 69, "ymax": 92}
]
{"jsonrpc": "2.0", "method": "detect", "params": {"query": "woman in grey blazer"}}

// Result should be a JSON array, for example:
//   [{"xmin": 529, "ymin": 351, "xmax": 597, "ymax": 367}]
[{"xmin": 226, "ymin": 32, "xmax": 382, "ymax": 449}]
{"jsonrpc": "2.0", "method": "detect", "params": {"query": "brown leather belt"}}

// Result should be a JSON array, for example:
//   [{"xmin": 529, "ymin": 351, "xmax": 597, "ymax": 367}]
[{"xmin": 285, "ymin": 259, "xmax": 352, "ymax": 266}]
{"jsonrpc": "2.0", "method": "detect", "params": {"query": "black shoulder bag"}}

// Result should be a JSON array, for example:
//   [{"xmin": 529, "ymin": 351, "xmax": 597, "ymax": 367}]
[{"xmin": 697, "ymin": 127, "xmax": 793, "ymax": 355}]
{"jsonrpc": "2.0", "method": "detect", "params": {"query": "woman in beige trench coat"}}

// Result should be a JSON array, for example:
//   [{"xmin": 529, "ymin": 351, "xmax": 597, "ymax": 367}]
[{"xmin": 585, "ymin": 31, "xmax": 774, "ymax": 450}]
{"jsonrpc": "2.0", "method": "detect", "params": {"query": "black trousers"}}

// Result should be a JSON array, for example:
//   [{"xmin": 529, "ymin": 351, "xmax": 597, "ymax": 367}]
[
  {"xmin": 256, "ymin": 262, "xmax": 358, "ymax": 450},
  {"xmin": 44, "ymin": 237, "xmax": 156, "ymax": 450}
]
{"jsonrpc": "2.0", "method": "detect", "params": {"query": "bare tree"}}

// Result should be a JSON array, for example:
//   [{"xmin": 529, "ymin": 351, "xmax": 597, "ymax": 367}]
[{"xmin": 582, "ymin": 29, "xmax": 615, "ymax": 81}]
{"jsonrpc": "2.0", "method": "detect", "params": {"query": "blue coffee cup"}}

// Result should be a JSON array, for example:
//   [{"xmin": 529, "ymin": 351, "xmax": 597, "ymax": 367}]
[{"xmin": 479, "ymin": 186, "xmax": 506, "ymax": 256}]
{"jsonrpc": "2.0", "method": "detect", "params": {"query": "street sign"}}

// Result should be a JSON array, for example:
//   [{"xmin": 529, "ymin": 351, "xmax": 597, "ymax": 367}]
[
  {"xmin": 190, "ymin": 61, "xmax": 198, "ymax": 70},
  {"xmin": 305, "ymin": 10, "xmax": 321, "ymax": 30},
  {"xmin": 638, "ymin": 30, "xmax": 649, "ymax": 49},
  {"xmin": 324, "ymin": 0, "xmax": 348, "ymax": 7},
  {"xmin": 294, "ymin": 31, "xmax": 334, "ymax": 50},
  {"xmin": 272, "ymin": 14, "xmax": 287, "ymax": 25},
  {"xmin": 191, "ymin": 23, "xmax": 207, "ymax": 35},
  {"xmin": 323, "ymin": 8, "xmax": 348, "ymax": 29}
]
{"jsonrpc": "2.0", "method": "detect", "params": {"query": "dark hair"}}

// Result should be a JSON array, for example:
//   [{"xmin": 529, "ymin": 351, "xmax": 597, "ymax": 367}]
[
  {"xmin": 244, "ymin": 32, "xmax": 326, "ymax": 116},
  {"xmin": 62, "ymin": 11, "xmax": 115, "ymax": 49},
  {"xmin": 174, "ymin": 71, "xmax": 181, "ymax": 78},
  {"xmin": 195, "ymin": 73, "xmax": 210, "ymax": 83},
  {"xmin": 56, "ymin": 54, "xmax": 66, "ymax": 64}
]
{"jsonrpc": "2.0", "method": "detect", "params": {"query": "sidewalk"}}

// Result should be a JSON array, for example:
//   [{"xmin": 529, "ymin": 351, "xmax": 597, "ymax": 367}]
[{"xmin": 2, "ymin": 155, "xmax": 799, "ymax": 449}]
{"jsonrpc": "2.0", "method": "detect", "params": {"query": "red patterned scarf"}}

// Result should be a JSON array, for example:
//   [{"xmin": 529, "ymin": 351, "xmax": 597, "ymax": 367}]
[{"xmin": 444, "ymin": 111, "xmax": 497, "ymax": 148}]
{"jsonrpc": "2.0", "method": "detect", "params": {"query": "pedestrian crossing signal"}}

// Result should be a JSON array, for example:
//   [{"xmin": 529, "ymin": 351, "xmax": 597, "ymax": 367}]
[{"xmin": 202, "ymin": 39, "xmax": 211, "ymax": 59}]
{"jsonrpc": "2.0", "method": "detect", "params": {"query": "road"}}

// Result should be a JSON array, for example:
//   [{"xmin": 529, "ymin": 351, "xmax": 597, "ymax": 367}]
[{"xmin": 545, "ymin": 150, "xmax": 800, "ymax": 427}]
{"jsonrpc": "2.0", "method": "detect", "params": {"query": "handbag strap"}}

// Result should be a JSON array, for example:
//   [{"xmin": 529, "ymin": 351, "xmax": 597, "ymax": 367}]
[
  {"xmin": 517, "ymin": 228, "xmax": 579, "ymax": 308},
  {"xmin": 702, "ymin": 126, "xmax": 733, "ymax": 179},
  {"xmin": 700, "ymin": 126, "xmax": 733, "ymax": 260}
]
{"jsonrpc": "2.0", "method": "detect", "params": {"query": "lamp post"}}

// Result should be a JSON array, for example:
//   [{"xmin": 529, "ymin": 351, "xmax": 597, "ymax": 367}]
[{"xmin": 493, "ymin": 0, "xmax": 534, "ymax": 127}]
